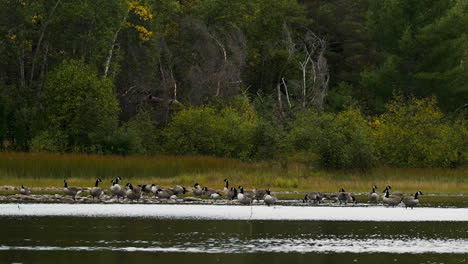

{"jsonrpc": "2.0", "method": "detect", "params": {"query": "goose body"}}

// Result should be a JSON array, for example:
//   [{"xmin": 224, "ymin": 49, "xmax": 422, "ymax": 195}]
[
  {"xmin": 402, "ymin": 191, "xmax": 423, "ymax": 209},
  {"xmin": 263, "ymin": 190, "xmax": 276, "ymax": 206},
  {"xmin": 110, "ymin": 177, "xmax": 126, "ymax": 199},
  {"xmin": 63, "ymin": 180, "xmax": 84, "ymax": 200},
  {"xmin": 368, "ymin": 185, "xmax": 379, "ymax": 203},
  {"xmin": 303, "ymin": 191, "xmax": 325, "ymax": 204},
  {"xmin": 193, "ymin": 183, "xmax": 203, "ymax": 196},
  {"xmin": 253, "ymin": 189, "xmax": 267, "ymax": 200},
  {"xmin": 382, "ymin": 188, "xmax": 401, "ymax": 207},
  {"xmin": 337, "ymin": 188, "xmax": 356, "ymax": 205},
  {"xmin": 140, "ymin": 184, "xmax": 155, "ymax": 195},
  {"xmin": 20, "ymin": 185, "xmax": 31, "ymax": 195},
  {"xmin": 237, "ymin": 187, "xmax": 253, "ymax": 205},
  {"xmin": 172, "ymin": 185, "xmax": 186, "ymax": 195},
  {"xmin": 90, "ymin": 178, "xmax": 104, "ymax": 200},
  {"xmin": 125, "ymin": 183, "xmax": 141, "ymax": 201},
  {"xmin": 201, "ymin": 187, "xmax": 217, "ymax": 198},
  {"xmin": 156, "ymin": 188, "xmax": 173, "ymax": 199}
]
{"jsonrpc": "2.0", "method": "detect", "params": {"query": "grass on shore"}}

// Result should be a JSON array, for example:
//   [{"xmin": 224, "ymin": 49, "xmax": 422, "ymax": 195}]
[{"xmin": 0, "ymin": 152, "xmax": 466, "ymax": 194}]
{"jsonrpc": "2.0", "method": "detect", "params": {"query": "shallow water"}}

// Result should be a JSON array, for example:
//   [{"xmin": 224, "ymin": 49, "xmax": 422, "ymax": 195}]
[
  {"xmin": 0, "ymin": 204, "xmax": 467, "ymax": 264},
  {"xmin": 1, "ymin": 203, "xmax": 468, "ymax": 221}
]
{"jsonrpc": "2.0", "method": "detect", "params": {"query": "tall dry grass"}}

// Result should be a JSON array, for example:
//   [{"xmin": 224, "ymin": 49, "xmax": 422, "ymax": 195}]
[{"xmin": 0, "ymin": 152, "xmax": 466, "ymax": 193}]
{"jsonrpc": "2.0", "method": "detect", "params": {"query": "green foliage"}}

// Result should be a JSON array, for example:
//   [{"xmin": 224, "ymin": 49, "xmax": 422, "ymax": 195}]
[
  {"xmin": 288, "ymin": 107, "xmax": 376, "ymax": 169},
  {"xmin": 374, "ymin": 96, "xmax": 467, "ymax": 167},
  {"xmin": 163, "ymin": 98, "xmax": 258, "ymax": 160},
  {"xmin": 126, "ymin": 108, "xmax": 161, "ymax": 155},
  {"xmin": 30, "ymin": 130, "xmax": 66, "ymax": 153},
  {"xmin": 365, "ymin": 0, "xmax": 468, "ymax": 111},
  {"xmin": 44, "ymin": 59, "xmax": 120, "ymax": 151}
]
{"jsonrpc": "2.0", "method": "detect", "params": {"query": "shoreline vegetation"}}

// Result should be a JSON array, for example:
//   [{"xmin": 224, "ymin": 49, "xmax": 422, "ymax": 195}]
[{"xmin": 0, "ymin": 153, "xmax": 466, "ymax": 194}]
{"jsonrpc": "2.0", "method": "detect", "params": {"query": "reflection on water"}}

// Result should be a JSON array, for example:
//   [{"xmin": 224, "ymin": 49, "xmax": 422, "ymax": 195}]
[{"xmin": 0, "ymin": 217, "xmax": 467, "ymax": 263}]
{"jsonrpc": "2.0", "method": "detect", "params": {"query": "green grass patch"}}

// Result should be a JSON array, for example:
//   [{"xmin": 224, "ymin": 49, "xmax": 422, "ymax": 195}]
[{"xmin": 0, "ymin": 152, "xmax": 466, "ymax": 193}]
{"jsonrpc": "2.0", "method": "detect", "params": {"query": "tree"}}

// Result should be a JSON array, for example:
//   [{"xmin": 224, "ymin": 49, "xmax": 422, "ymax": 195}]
[
  {"xmin": 363, "ymin": 0, "xmax": 468, "ymax": 111},
  {"xmin": 43, "ymin": 59, "xmax": 119, "ymax": 150}
]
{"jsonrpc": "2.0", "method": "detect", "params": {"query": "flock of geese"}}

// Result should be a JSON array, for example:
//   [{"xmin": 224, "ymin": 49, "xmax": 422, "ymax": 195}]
[{"xmin": 18, "ymin": 179, "xmax": 424, "ymax": 209}]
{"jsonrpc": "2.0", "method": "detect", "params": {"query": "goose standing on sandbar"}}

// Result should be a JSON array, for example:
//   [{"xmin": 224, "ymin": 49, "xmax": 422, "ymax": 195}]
[
  {"xmin": 368, "ymin": 185, "xmax": 379, "ymax": 203},
  {"xmin": 110, "ymin": 177, "xmax": 126, "ymax": 200},
  {"xmin": 237, "ymin": 186, "xmax": 253, "ymax": 205},
  {"xmin": 263, "ymin": 189, "xmax": 276, "ymax": 206},
  {"xmin": 90, "ymin": 178, "xmax": 104, "ymax": 201},
  {"xmin": 382, "ymin": 188, "xmax": 401, "ymax": 207},
  {"xmin": 63, "ymin": 179, "xmax": 84, "ymax": 201},
  {"xmin": 402, "ymin": 191, "xmax": 423, "ymax": 209},
  {"xmin": 126, "ymin": 183, "xmax": 142, "ymax": 202},
  {"xmin": 338, "ymin": 188, "xmax": 356, "ymax": 206},
  {"xmin": 193, "ymin": 183, "xmax": 203, "ymax": 196}
]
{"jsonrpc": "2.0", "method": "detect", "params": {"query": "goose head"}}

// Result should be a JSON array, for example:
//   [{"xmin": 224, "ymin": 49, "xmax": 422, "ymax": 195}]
[
  {"xmin": 339, "ymin": 188, "xmax": 345, "ymax": 192},
  {"xmin": 126, "ymin": 183, "xmax": 133, "ymax": 190}
]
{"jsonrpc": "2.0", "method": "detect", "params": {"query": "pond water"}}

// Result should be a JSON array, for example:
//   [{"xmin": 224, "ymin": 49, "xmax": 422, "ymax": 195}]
[{"xmin": 0, "ymin": 204, "xmax": 467, "ymax": 264}]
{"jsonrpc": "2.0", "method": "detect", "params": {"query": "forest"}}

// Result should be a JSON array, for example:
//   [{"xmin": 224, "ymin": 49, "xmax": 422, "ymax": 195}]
[{"xmin": 0, "ymin": 0, "xmax": 466, "ymax": 169}]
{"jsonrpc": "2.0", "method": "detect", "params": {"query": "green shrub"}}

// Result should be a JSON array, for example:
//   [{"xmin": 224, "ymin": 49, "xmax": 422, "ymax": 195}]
[
  {"xmin": 374, "ymin": 96, "xmax": 467, "ymax": 167},
  {"xmin": 163, "ymin": 99, "xmax": 258, "ymax": 160},
  {"xmin": 288, "ymin": 107, "xmax": 377, "ymax": 169},
  {"xmin": 30, "ymin": 131, "xmax": 67, "ymax": 153}
]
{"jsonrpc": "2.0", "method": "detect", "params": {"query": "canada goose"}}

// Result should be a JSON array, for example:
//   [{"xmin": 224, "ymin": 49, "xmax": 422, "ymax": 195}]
[
  {"xmin": 225, "ymin": 185, "xmax": 235, "ymax": 198},
  {"xmin": 19, "ymin": 185, "xmax": 31, "ymax": 195},
  {"xmin": 402, "ymin": 191, "xmax": 423, "ymax": 209},
  {"xmin": 237, "ymin": 186, "xmax": 253, "ymax": 205},
  {"xmin": 171, "ymin": 185, "xmax": 187, "ymax": 195},
  {"xmin": 303, "ymin": 191, "xmax": 326, "ymax": 204},
  {"xmin": 63, "ymin": 180, "xmax": 84, "ymax": 200},
  {"xmin": 229, "ymin": 187, "xmax": 238, "ymax": 200},
  {"xmin": 201, "ymin": 187, "xmax": 217, "ymax": 198},
  {"xmin": 90, "ymin": 178, "xmax": 104, "ymax": 200},
  {"xmin": 368, "ymin": 185, "xmax": 379, "ymax": 203},
  {"xmin": 382, "ymin": 188, "xmax": 401, "ymax": 207},
  {"xmin": 238, "ymin": 186, "xmax": 255, "ymax": 198},
  {"xmin": 125, "ymin": 183, "xmax": 142, "ymax": 201},
  {"xmin": 156, "ymin": 188, "xmax": 173, "ymax": 199},
  {"xmin": 110, "ymin": 179, "xmax": 126, "ymax": 200},
  {"xmin": 193, "ymin": 183, "xmax": 203, "ymax": 196},
  {"xmin": 223, "ymin": 179, "xmax": 230, "ymax": 195},
  {"xmin": 140, "ymin": 184, "xmax": 154, "ymax": 196},
  {"xmin": 263, "ymin": 190, "xmax": 276, "ymax": 206},
  {"xmin": 210, "ymin": 192, "xmax": 222, "ymax": 199},
  {"xmin": 337, "ymin": 188, "xmax": 356, "ymax": 205},
  {"xmin": 384, "ymin": 185, "xmax": 403, "ymax": 197},
  {"xmin": 253, "ymin": 188, "xmax": 267, "ymax": 200}
]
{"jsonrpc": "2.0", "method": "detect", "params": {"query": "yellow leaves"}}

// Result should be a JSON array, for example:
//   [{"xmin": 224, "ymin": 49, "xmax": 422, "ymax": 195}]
[
  {"xmin": 32, "ymin": 15, "xmax": 42, "ymax": 24},
  {"xmin": 126, "ymin": 1, "xmax": 154, "ymax": 41},
  {"xmin": 127, "ymin": 1, "xmax": 153, "ymax": 21},
  {"xmin": 6, "ymin": 34, "xmax": 16, "ymax": 40},
  {"xmin": 126, "ymin": 23, "xmax": 153, "ymax": 41}
]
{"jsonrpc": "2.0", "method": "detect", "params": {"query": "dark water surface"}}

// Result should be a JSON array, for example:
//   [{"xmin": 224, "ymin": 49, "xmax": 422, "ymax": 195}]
[{"xmin": 0, "ymin": 216, "xmax": 467, "ymax": 264}]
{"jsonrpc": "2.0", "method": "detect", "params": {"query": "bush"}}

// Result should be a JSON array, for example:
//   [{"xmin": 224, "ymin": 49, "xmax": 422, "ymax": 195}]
[
  {"xmin": 163, "ymin": 98, "xmax": 257, "ymax": 160},
  {"xmin": 30, "ymin": 131, "xmax": 67, "ymax": 153},
  {"xmin": 374, "ymin": 96, "xmax": 467, "ymax": 167},
  {"xmin": 44, "ymin": 59, "xmax": 120, "ymax": 151},
  {"xmin": 287, "ymin": 107, "xmax": 377, "ymax": 169}
]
